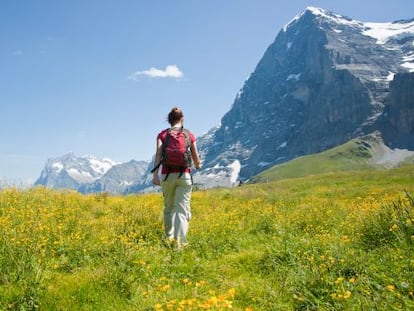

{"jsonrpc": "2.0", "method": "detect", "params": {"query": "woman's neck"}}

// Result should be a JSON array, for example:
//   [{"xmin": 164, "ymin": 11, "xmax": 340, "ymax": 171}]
[{"xmin": 171, "ymin": 122, "xmax": 183, "ymax": 129}]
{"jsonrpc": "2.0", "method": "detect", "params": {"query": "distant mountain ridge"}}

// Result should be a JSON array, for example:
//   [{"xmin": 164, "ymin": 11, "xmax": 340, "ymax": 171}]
[
  {"xmin": 35, "ymin": 7, "xmax": 414, "ymax": 193},
  {"xmin": 34, "ymin": 153, "xmax": 150, "ymax": 193},
  {"xmin": 79, "ymin": 160, "xmax": 150, "ymax": 194}
]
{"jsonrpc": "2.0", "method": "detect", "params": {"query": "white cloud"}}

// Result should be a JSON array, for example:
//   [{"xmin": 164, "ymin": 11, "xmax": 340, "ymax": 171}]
[{"xmin": 128, "ymin": 65, "xmax": 183, "ymax": 80}]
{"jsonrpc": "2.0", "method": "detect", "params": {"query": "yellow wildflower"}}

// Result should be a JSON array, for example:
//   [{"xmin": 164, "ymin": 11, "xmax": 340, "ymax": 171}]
[
  {"xmin": 343, "ymin": 291, "xmax": 351, "ymax": 299},
  {"xmin": 390, "ymin": 224, "xmax": 398, "ymax": 232},
  {"xmin": 227, "ymin": 288, "xmax": 236, "ymax": 298}
]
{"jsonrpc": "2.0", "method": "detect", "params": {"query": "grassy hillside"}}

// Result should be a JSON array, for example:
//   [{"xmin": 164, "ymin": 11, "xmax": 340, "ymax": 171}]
[
  {"xmin": 0, "ymin": 167, "xmax": 414, "ymax": 310},
  {"xmin": 251, "ymin": 133, "xmax": 414, "ymax": 183}
]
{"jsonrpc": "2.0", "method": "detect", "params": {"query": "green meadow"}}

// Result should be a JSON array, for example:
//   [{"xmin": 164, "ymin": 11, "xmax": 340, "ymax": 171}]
[{"xmin": 1, "ymin": 164, "xmax": 413, "ymax": 310}]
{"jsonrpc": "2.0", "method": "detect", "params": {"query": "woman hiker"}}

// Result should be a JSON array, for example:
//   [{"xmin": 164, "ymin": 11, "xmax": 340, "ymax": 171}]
[{"xmin": 152, "ymin": 107, "xmax": 201, "ymax": 249}]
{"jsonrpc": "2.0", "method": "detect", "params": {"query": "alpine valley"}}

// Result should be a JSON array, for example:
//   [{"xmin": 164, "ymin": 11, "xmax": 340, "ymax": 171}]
[{"xmin": 35, "ymin": 7, "xmax": 414, "ymax": 194}]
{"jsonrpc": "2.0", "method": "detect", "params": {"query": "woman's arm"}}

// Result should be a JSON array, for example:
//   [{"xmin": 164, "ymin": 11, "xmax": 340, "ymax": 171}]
[
  {"xmin": 152, "ymin": 138, "xmax": 163, "ymax": 186},
  {"xmin": 191, "ymin": 141, "xmax": 201, "ymax": 169}
]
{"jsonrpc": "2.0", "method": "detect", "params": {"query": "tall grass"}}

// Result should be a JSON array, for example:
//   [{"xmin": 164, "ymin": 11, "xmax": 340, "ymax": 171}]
[{"xmin": 0, "ymin": 167, "xmax": 413, "ymax": 310}]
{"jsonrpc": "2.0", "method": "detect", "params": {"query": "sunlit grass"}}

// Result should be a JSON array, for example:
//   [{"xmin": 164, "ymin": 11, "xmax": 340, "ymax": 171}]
[{"xmin": 0, "ymin": 166, "xmax": 413, "ymax": 310}]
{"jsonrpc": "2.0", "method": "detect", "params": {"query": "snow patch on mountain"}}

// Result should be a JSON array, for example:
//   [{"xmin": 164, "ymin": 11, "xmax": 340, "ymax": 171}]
[
  {"xmin": 88, "ymin": 156, "xmax": 117, "ymax": 175},
  {"xmin": 229, "ymin": 160, "xmax": 241, "ymax": 184},
  {"xmin": 363, "ymin": 20, "xmax": 414, "ymax": 44},
  {"xmin": 67, "ymin": 168, "xmax": 94, "ymax": 183},
  {"xmin": 287, "ymin": 73, "xmax": 301, "ymax": 81},
  {"xmin": 402, "ymin": 54, "xmax": 414, "ymax": 71},
  {"xmin": 52, "ymin": 162, "xmax": 63, "ymax": 173}
]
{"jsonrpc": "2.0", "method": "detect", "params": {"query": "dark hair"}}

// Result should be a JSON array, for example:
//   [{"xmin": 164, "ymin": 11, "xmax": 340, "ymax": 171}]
[{"xmin": 167, "ymin": 107, "xmax": 184, "ymax": 126}]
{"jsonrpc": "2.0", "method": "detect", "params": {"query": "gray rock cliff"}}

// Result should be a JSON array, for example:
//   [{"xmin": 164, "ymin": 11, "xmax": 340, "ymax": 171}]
[
  {"xmin": 197, "ymin": 7, "xmax": 414, "ymax": 180},
  {"xmin": 378, "ymin": 72, "xmax": 414, "ymax": 149}
]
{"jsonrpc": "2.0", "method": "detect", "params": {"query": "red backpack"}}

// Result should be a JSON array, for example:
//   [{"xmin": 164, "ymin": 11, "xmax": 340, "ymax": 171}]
[{"xmin": 152, "ymin": 127, "xmax": 192, "ymax": 179}]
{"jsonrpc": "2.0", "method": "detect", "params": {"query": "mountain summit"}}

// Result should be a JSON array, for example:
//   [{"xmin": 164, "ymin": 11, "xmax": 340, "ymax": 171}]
[
  {"xmin": 35, "ymin": 153, "xmax": 116, "ymax": 189},
  {"xmin": 196, "ymin": 7, "xmax": 414, "ymax": 181}
]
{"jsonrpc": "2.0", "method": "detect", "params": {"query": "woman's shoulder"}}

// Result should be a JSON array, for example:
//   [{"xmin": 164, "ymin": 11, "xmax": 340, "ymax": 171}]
[
  {"xmin": 184, "ymin": 129, "xmax": 196, "ymax": 142},
  {"xmin": 157, "ymin": 128, "xmax": 169, "ymax": 140}
]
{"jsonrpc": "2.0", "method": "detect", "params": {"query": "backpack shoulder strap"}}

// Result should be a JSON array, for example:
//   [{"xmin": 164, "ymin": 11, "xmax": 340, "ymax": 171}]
[
  {"xmin": 181, "ymin": 128, "xmax": 191, "ymax": 148},
  {"xmin": 150, "ymin": 129, "xmax": 171, "ymax": 173},
  {"xmin": 163, "ymin": 128, "xmax": 172, "ymax": 147}
]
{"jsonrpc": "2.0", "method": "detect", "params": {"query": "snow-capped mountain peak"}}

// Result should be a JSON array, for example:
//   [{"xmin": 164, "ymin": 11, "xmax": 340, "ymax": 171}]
[
  {"xmin": 197, "ymin": 6, "xmax": 414, "ymax": 181},
  {"xmin": 35, "ymin": 153, "xmax": 118, "ymax": 187},
  {"xmin": 35, "ymin": 153, "xmax": 151, "ymax": 194},
  {"xmin": 283, "ymin": 7, "xmax": 360, "ymax": 32},
  {"xmin": 284, "ymin": 5, "xmax": 414, "ymax": 57},
  {"xmin": 283, "ymin": 7, "xmax": 414, "ymax": 76}
]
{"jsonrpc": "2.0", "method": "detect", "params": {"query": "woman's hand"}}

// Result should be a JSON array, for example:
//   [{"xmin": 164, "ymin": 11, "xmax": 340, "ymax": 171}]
[
  {"xmin": 153, "ymin": 174, "xmax": 161, "ymax": 186},
  {"xmin": 194, "ymin": 161, "xmax": 201, "ymax": 170}
]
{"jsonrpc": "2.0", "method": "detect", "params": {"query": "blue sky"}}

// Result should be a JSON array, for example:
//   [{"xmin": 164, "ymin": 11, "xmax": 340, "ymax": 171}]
[{"xmin": 1, "ymin": 0, "xmax": 414, "ymax": 183}]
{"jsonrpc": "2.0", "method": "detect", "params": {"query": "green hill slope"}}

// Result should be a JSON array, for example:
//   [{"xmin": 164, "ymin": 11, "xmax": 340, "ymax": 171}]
[{"xmin": 251, "ymin": 133, "xmax": 414, "ymax": 183}]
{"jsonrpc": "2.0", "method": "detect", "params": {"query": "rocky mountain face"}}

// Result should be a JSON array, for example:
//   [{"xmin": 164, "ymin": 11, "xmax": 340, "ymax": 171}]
[
  {"xmin": 35, "ymin": 7, "xmax": 414, "ymax": 193},
  {"xmin": 377, "ymin": 72, "xmax": 414, "ymax": 149},
  {"xmin": 197, "ymin": 7, "xmax": 414, "ymax": 180},
  {"xmin": 79, "ymin": 160, "xmax": 150, "ymax": 194}
]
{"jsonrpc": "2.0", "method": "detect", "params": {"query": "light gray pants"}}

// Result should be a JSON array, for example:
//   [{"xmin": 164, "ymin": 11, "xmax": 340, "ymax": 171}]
[{"xmin": 161, "ymin": 172, "xmax": 192, "ymax": 244}]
